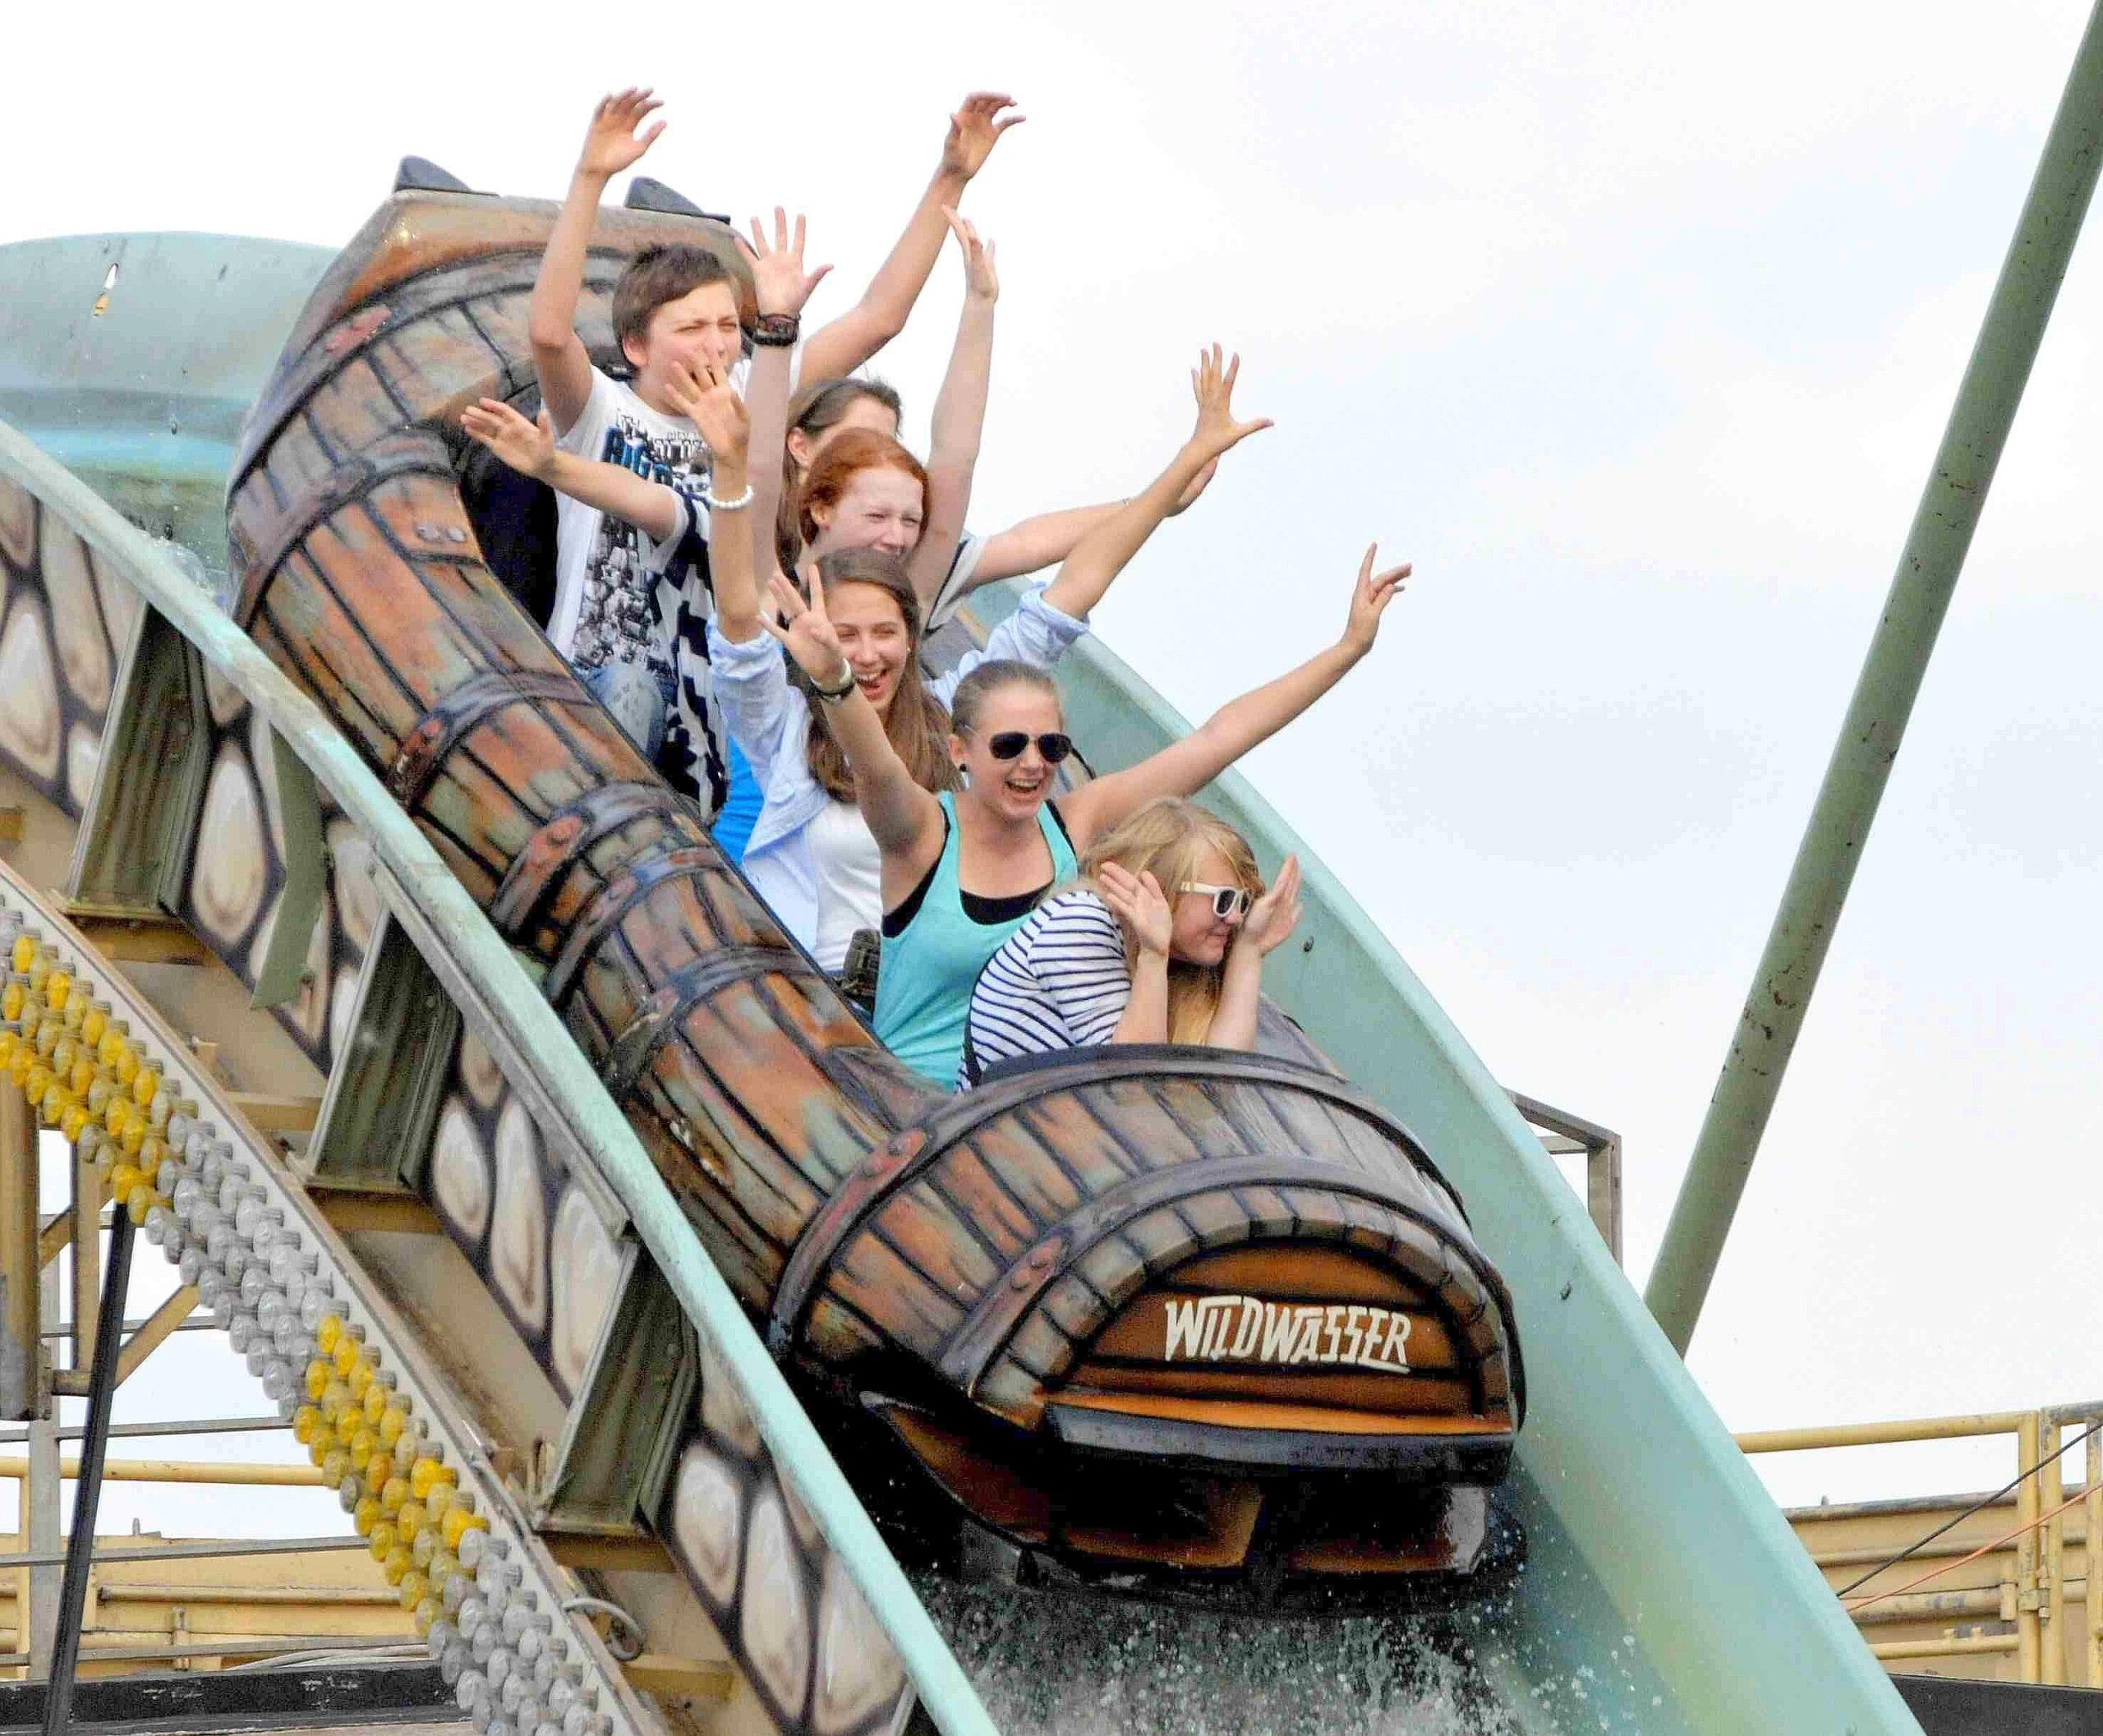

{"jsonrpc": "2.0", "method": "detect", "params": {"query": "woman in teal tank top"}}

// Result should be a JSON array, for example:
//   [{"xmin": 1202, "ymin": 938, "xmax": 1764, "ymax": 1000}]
[
  {"xmin": 761, "ymin": 481, "xmax": 1411, "ymax": 1086},
  {"xmin": 872, "ymin": 790, "xmax": 1078, "ymax": 1081}
]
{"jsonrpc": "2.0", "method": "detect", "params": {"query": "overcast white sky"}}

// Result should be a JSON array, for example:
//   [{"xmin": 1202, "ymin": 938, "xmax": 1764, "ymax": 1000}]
[{"xmin": 6, "ymin": 0, "xmax": 2102, "ymax": 1526}]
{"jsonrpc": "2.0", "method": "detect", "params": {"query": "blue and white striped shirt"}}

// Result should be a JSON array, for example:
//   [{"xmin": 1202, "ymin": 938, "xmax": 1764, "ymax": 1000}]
[{"xmin": 959, "ymin": 889, "xmax": 1133, "ymax": 1088}]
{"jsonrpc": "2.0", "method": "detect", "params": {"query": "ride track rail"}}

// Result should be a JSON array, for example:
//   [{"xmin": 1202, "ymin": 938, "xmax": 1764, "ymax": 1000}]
[{"xmin": 0, "ymin": 417, "xmax": 991, "ymax": 1736}]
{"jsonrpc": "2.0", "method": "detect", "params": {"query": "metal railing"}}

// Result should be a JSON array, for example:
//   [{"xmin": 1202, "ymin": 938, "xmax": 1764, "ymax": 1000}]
[
  {"xmin": 1740, "ymin": 1401, "xmax": 2103, "ymax": 1684},
  {"xmin": 1510, "ymin": 1091, "xmax": 1622, "ymax": 1264}
]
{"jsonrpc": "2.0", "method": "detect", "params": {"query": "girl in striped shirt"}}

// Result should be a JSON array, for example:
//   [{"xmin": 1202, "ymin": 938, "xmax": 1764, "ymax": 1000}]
[{"xmin": 959, "ymin": 799, "xmax": 1305, "ymax": 1087}]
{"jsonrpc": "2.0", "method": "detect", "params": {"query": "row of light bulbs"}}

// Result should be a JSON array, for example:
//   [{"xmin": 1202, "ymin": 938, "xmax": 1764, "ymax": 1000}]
[{"xmin": 0, "ymin": 907, "xmax": 614, "ymax": 1736}]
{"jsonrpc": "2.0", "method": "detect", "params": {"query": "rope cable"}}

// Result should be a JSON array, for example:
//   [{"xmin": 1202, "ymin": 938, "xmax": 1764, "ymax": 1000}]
[{"xmin": 1832, "ymin": 1415, "xmax": 2103, "ymax": 1600}]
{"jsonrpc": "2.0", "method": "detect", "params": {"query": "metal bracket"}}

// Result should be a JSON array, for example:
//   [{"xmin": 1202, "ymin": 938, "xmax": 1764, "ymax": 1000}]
[{"xmin": 248, "ymin": 727, "xmax": 325, "ymax": 1010}]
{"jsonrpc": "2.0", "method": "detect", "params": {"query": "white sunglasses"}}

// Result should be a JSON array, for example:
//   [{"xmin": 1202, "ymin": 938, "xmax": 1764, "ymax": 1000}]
[{"xmin": 1180, "ymin": 882, "xmax": 1252, "ymax": 920}]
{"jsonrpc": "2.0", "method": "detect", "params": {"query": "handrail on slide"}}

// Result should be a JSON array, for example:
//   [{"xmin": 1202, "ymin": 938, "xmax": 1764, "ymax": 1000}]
[{"xmin": 0, "ymin": 415, "xmax": 1002, "ymax": 1736}]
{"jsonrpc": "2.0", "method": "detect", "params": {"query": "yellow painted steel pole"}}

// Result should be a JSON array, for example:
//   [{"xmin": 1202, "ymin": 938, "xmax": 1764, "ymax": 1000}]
[
  {"xmin": 2019, "ymin": 1411, "xmax": 2044, "ymax": 1681},
  {"xmin": 2088, "ymin": 1421, "xmax": 2102, "ymax": 1686},
  {"xmin": 0, "ymin": 1457, "xmax": 324, "ymax": 1487},
  {"xmin": 0, "ymin": 1080, "xmax": 35, "ymax": 1421},
  {"xmin": 2044, "ymin": 1416, "xmax": 2066, "ymax": 1683}
]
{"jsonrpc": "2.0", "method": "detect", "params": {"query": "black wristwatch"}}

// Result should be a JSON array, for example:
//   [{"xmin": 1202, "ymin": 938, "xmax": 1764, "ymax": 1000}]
[{"xmin": 751, "ymin": 311, "xmax": 800, "ymax": 348}]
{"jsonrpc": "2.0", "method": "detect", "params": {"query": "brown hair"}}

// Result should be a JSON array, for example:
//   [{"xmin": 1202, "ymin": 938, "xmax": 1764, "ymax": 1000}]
[
  {"xmin": 1079, "ymin": 799, "xmax": 1263, "ymax": 1043},
  {"xmin": 803, "ymin": 549, "xmax": 959, "ymax": 804},
  {"xmin": 777, "ymin": 378, "xmax": 905, "ymax": 569},
  {"xmin": 612, "ymin": 245, "xmax": 738, "ymax": 357},
  {"xmin": 795, "ymin": 429, "xmax": 930, "ymax": 551},
  {"xmin": 946, "ymin": 660, "xmax": 1062, "ymax": 744}
]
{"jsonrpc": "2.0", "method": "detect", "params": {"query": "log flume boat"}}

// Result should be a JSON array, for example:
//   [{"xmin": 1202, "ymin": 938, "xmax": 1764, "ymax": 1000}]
[{"xmin": 220, "ymin": 174, "xmax": 1525, "ymax": 1612}]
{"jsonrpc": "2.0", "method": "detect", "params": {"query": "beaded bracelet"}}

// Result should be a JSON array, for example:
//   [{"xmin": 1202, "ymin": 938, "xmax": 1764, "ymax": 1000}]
[{"xmin": 702, "ymin": 481, "xmax": 755, "ymax": 513}]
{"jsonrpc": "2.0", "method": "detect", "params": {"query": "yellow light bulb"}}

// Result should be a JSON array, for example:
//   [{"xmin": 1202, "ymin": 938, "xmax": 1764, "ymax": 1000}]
[
  {"xmin": 378, "ymin": 1405, "xmax": 407, "ymax": 1449},
  {"xmin": 304, "ymin": 1359, "xmax": 331, "ymax": 1402},
  {"xmin": 292, "ymin": 1405, "xmax": 320, "ymax": 1444},
  {"xmin": 125, "ymin": 1185, "xmax": 156, "ymax": 1227},
  {"xmin": 321, "ymin": 1448, "xmax": 350, "ymax": 1487},
  {"xmin": 0, "ymin": 1033, "xmax": 16, "ymax": 1069},
  {"xmin": 315, "ymin": 1314, "xmax": 343, "ymax": 1356},
  {"xmin": 51, "ymin": 1036, "xmax": 77, "ymax": 1076},
  {"xmin": 146, "ymin": 1092, "xmax": 171, "ymax": 1131},
  {"xmin": 398, "ymin": 1569, "xmax": 430, "ymax": 1614},
  {"xmin": 368, "ymin": 1521, "xmax": 398, "ymax": 1563},
  {"xmin": 80, "ymin": 1006, "xmax": 106, "ymax": 1047},
  {"xmin": 44, "ymin": 969, "xmax": 71, "ymax": 1011},
  {"xmin": 412, "ymin": 1593, "xmax": 439, "ymax": 1636},
  {"xmin": 60, "ymin": 1105, "xmax": 90, "ymax": 1144},
  {"xmin": 332, "ymin": 1335, "xmax": 363, "ymax": 1379},
  {"xmin": 94, "ymin": 1025, "xmax": 123, "ymax": 1068},
  {"xmin": 397, "ymin": 1498, "xmax": 429, "ymax": 1540},
  {"xmin": 103, "ymin": 1096, "xmax": 129, "ymax": 1138},
  {"xmin": 362, "ymin": 1380, "xmax": 390, "ymax": 1424},
  {"xmin": 439, "ymin": 1504, "xmax": 486, "ymax": 1552},
  {"xmin": 117, "ymin": 1117, "xmax": 145, "ymax": 1158},
  {"xmin": 67, "ymin": 1056, "xmax": 94, "ymax": 1097},
  {"xmin": 408, "ymin": 1456, "xmax": 452, "ymax": 1502},
  {"xmin": 426, "ymin": 1546, "xmax": 459, "ymax": 1588},
  {"xmin": 353, "ymin": 1494, "xmax": 382, "ymax": 1537},
  {"xmin": 380, "ymin": 1476, "xmax": 409, "ymax": 1516},
  {"xmin": 346, "ymin": 1361, "xmax": 372, "ymax": 1404},
  {"xmin": 131, "ymin": 1066, "xmax": 158, "ymax": 1108},
  {"xmin": 320, "ymin": 1380, "xmax": 351, "ymax": 1422},
  {"xmin": 423, "ymin": 1483, "xmax": 456, "ymax": 1526},
  {"xmin": 113, "ymin": 1046, "xmax": 138, "ymax": 1089},
  {"xmin": 365, "ymin": 1452, "xmax": 393, "ymax": 1496},
  {"xmin": 22, "ymin": 1063, "xmax": 52, "ymax": 1103},
  {"xmin": 10, "ymin": 935, "xmax": 35, "ymax": 974},
  {"xmin": 381, "ymin": 1545, "xmax": 412, "ymax": 1587},
  {"xmin": 39, "ymin": 1084, "xmax": 73, "ymax": 1127}
]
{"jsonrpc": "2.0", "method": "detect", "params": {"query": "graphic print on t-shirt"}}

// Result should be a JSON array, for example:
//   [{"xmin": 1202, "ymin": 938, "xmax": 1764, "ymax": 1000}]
[{"xmin": 570, "ymin": 414, "xmax": 707, "ymax": 678}]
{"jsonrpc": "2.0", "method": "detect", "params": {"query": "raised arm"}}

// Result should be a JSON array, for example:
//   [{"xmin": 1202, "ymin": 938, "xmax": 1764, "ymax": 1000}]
[
  {"xmin": 1041, "ymin": 347, "xmax": 1270, "ymax": 621},
  {"xmin": 660, "ymin": 358, "xmax": 754, "ymax": 618},
  {"xmin": 1208, "ymin": 856, "xmax": 1300, "ymax": 1051},
  {"xmin": 910, "ymin": 211, "xmax": 997, "ymax": 612},
  {"xmin": 969, "ymin": 463, "xmax": 1217, "ymax": 587},
  {"xmin": 1062, "ymin": 546, "xmax": 1410, "ymax": 847},
  {"xmin": 738, "ymin": 209, "xmax": 834, "ymax": 621},
  {"xmin": 798, "ymin": 93, "xmax": 1024, "ymax": 383},
  {"xmin": 765, "ymin": 571, "xmax": 945, "ymax": 870},
  {"xmin": 1095, "ymin": 866, "xmax": 1171, "ymax": 1045},
  {"xmin": 460, "ymin": 398, "xmax": 683, "ymax": 543},
  {"xmin": 530, "ymin": 90, "xmax": 664, "ymax": 434}
]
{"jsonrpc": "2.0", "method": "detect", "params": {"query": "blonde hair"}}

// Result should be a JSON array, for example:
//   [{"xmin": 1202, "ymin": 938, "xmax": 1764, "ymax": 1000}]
[{"xmin": 1079, "ymin": 799, "xmax": 1263, "ymax": 1044}]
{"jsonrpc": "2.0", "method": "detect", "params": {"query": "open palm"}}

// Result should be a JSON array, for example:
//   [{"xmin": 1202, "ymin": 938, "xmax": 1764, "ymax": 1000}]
[
  {"xmin": 1190, "ymin": 344, "xmax": 1273, "ymax": 459},
  {"xmin": 578, "ymin": 89, "xmax": 664, "ymax": 178},
  {"xmin": 740, "ymin": 208, "xmax": 833, "ymax": 318},
  {"xmin": 941, "ymin": 92, "xmax": 1026, "ymax": 179}
]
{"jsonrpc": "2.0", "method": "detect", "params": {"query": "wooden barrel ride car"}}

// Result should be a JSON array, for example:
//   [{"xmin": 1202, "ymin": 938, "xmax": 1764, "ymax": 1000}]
[{"xmin": 224, "ymin": 174, "xmax": 1525, "ymax": 1609}]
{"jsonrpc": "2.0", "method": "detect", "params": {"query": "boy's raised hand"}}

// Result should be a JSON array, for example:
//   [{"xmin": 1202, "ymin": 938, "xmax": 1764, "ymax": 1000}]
[
  {"xmin": 460, "ymin": 398, "xmax": 557, "ymax": 481},
  {"xmin": 578, "ymin": 88, "xmax": 665, "ymax": 180},
  {"xmin": 664, "ymin": 361, "xmax": 749, "ymax": 463},
  {"xmin": 1340, "ymin": 544, "xmax": 1410, "ymax": 658},
  {"xmin": 942, "ymin": 208, "xmax": 999, "ymax": 303},
  {"xmin": 941, "ymin": 93, "xmax": 1026, "ymax": 181},
  {"xmin": 1189, "ymin": 345, "xmax": 1274, "ymax": 460},
  {"xmin": 740, "ymin": 208, "xmax": 834, "ymax": 318}
]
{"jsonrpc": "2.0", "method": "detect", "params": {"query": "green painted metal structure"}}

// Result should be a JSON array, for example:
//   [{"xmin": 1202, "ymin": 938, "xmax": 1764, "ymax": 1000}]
[
  {"xmin": 1646, "ymin": 0, "xmax": 2103, "ymax": 1353},
  {"xmin": 0, "ymin": 222, "xmax": 1921, "ymax": 1731}
]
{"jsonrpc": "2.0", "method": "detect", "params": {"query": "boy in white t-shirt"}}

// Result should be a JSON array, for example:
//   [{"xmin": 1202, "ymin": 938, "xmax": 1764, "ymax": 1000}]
[{"xmin": 525, "ymin": 86, "xmax": 1027, "ymax": 820}]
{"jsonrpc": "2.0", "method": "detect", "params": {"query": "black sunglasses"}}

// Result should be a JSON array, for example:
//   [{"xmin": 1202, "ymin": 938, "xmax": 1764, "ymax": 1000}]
[{"xmin": 985, "ymin": 731, "xmax": 1074, "ymax": 764}]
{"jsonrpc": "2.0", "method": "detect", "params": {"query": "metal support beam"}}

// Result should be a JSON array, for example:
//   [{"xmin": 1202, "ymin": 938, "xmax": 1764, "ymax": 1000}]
[
  {"xmin": 0, "ymin": 1081, "xmax": 37, "ymax": 1419},
  {"xmin": 1645, "ymin": 1, "xmax": 2103, "ymax": 1352},
  {"xmin": 41, "ymin": 1211, "xmax": 132, "ymax": 1734}
]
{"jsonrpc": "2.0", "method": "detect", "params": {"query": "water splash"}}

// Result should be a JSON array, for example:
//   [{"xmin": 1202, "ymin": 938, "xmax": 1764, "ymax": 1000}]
[{"xmin": 919, "ymin": 1580, "xmax": 1539, "ymax": 1736}]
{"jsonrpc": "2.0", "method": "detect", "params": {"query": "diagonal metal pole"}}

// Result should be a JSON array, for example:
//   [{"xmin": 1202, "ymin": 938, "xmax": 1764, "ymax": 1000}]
[
  {"xmin": 42, "ymin": 1211, "xmax": 133, "ymax": 1735},
  {"xmin": 1646, "ymin": 1, "xmax": 2103, "ymax": 1355}
]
